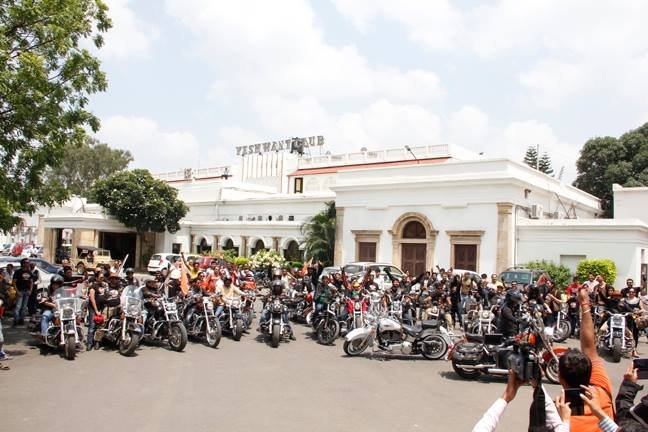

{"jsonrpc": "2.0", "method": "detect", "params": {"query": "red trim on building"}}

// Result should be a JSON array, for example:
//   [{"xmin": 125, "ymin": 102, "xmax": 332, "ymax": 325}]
[{"xmin": 288, "ymin": 157, "xmax": 450, "ymax": 176}]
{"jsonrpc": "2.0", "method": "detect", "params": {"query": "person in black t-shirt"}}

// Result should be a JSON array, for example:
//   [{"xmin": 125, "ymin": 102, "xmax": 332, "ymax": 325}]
[{"xmin": 12, "ymin": 259, "xmax": 33, "ymax": 326}]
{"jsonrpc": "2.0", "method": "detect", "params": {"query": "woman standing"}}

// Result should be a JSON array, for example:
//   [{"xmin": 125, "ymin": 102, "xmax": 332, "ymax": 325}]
[
  {"xmin": 86, "ymin": 282, "xmax": 107, "ymax": 351},
  {"xmin": 620, "ymin": 288, "xmax": 644, "ymax": 357}
]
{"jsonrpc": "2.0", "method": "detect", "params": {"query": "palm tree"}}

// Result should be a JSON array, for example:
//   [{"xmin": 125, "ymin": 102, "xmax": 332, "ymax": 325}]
[{"xmin": 300, "ymin": 201, "xmax": 336, "ymax": 265}]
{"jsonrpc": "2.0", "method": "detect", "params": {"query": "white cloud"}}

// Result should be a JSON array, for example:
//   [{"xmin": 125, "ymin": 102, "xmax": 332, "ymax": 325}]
[
  {"xmin": 447, "ymin": 105, "xmax": 491, "ymax": 151},
  {"xmin": 331, "ymin": 0, "xmax": 463, "ymax": 51},
  {"xmin": 165, "ymin": 0, "xmax": 443, "ymax": 103},
  {"xmin": 101, "ymin": 0, "xmax": 157, "ymax": 59},
  {"xmin": 96, "ymin": 116, "xmax": 203, "ymax": 172}
]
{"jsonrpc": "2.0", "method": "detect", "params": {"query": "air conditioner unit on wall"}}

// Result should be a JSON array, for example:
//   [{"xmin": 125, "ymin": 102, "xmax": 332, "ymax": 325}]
[{"xmin": 530, "ymin": 204, "xmax": 543, "ymax": 219}]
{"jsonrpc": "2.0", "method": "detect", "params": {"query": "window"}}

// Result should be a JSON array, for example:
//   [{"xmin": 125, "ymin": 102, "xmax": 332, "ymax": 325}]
[
  {"xmin": 268, "ymin": 215, "xmax": 273, "ymax": 221},
  {"xmin": 258, "ymin": 215, "xmax": 262, "ymax": 221},
  {"xmin": 238, "ymin": 216, "xmax": 243, "ymax": 221},
  {"xmin": 358, "ymin": 242, "xmax": 376, "ymax": 262},
  {"xmin": 277, "ymin": 215, "xmax": 284, "ymax": 221},
  {"xmin": 454, "ymin": 244, "xmax": 477, "ymax": 272},
  {"xmin": 172, "ymin": 243, "xmax": 182, "ymax": 254},
  {"xmin": 294, "ymin": 177, "xmax": 303, "ymax": 193},
  {"xmin": 288, "ymin": 215, "xmax": 294, "ymax": 221},
  {"xmin": 403, "ymin": 221, "xmax": 426, "ymax": 239}
]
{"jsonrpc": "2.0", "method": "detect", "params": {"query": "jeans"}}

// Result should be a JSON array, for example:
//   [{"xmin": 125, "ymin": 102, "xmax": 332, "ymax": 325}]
[
  {"xmin": 41, "ymin": 310, "xmax": 54, "ymax": 336},
  {"xmin": 215, "ymin": 305, "xmax": 224, "ymax": 317},
  {"xmin": 402, "ymin": 309, "xmax": 413, "ymax": 326},
  {"xmin": 87, "ymin": 309, "xmax": 97, "ymax": 348},
  {"xmin": 14, "ymin": 290, "xmax": 29, "ymax": 323}
]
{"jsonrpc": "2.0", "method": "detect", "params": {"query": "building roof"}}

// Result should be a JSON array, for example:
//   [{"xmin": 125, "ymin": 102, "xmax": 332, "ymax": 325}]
[
  {"xmin": 517, "ymin": 217, "xmax": 648, "ymax": 231},
  {"xmin": 288, "ymin": 156, "xmax": 450, "ymax": 176}
]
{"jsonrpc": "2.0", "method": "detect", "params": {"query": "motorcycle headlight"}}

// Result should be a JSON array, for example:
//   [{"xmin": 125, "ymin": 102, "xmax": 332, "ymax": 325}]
[
  {"xmin": 481, "ymin": 311, "xmax": 491, "ymax": 319},
  {"xmin": 206, "ymin": 301, "xmax": 214, "ymax": 311},
  {"xmin": 127, "ymin": 303, "xmax": 141, "ymax": 316},
  {"xmin": 166, "ymin": 302, "xmax": 177, "ymax": 311},
  {"xmin": 231, "ymin": 300, "xmax": 240, "ymax": 308},
  {"xmin": 62, "ymin": 307, "xmax": 74, "ymax": 319}
]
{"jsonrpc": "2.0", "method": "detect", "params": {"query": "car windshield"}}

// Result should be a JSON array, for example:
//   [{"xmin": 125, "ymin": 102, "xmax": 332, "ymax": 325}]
[
  {"xmin": 500, "ymin": 272, "xmax": 532, "ymax": 285},
  {"xmin": 151, "ymin": 254, "xmax": 162, "ymax": 261},
  {"xmin": 343, "ymin": 265, "xmax": 364, "ymax": 274}
]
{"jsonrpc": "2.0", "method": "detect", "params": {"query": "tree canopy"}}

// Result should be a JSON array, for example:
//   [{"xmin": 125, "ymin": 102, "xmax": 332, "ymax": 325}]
[
  {"xmin": 300, "ymin": 201, "xmax": 336, "ymax": 265},
  {"xmin": 0, "ymin": 0, "xmax": 111, "ymax": 231},
  {"xmin": 574, "ymin": 122, "xmax": 648, "ymax": 217},
  {"xmin": 523, "ymin": 146, "xmax": 554, "ymax": 175},
  {"xmin": 90, "ymin": 169, "xmax": 188, "ymax": 233},
  {"xmin": 45, "ymin": 137, "xmax": 132, "ymax": 197}
]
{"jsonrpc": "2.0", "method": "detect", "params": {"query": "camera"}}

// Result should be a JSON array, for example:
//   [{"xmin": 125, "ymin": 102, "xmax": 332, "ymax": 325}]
[{"xmin": 508, "ymin": 341, "xmax": 540, "ymax": 382}]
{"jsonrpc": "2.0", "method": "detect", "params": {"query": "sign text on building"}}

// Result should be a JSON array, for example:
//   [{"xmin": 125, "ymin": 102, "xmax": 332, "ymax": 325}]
[{"xmin": 236, "ymin": 136, "xmax": 324, "ymax": 156}]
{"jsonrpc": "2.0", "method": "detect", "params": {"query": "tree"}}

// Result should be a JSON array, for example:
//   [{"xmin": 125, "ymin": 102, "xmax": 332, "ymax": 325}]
[
  {"xmin": 525, "ymin": 260, "xmax": 571, "ymax": 291},
  {"xmin": 523, "ymin": 146, "xmax": 538, "ymax": 169},
  {"xmin": 538, "ymin": 152, "xmax": 554, "ymax": 175},
  {"xmin": 300, "ymin": 201, "xmax": 336, "ymax": 265},
  {"xmin": 0, "ymin": 0, "xmax": 111, "ymax": 231},
  {"xmin": 89, "ymin": 169, "xmax": 188, "ymax": 233},
  {"xmin": 574, "ymin": 122, "xmax": 648, "ymax": 217},
  {"xmin": 45, "ymin": 137, "xmax": 133, "ymax": 197}
]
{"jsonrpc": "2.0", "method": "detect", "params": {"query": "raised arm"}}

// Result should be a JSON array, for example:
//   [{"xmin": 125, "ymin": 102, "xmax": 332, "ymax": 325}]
[{"xmin": 578, "ymin": 288, "xmax": 599, "ymax": 360}]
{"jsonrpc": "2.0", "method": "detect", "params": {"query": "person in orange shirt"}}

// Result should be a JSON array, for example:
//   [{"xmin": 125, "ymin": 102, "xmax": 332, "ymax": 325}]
[{"xmin": 557, "ymin": 287, "xmax": 614, "ymax": 432}]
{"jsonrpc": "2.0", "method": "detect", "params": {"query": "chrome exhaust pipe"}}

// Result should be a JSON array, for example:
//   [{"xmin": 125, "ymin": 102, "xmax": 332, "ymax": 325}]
[
  {"xmin": 456, "ymin": 364, "xmax": 495, "ymax": 370},
  {"xmin": 486, "ymin": 368, "xmax": 509, "ymax": 376}
]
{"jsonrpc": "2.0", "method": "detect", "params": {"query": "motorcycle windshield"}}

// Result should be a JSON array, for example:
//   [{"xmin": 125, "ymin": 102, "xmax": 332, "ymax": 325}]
[
  {"xmin": 54, "ymin": 287, "xmax": 81, "ymax": 314},
  {"xmin": 122, "ymin": 285, "xmax": 143, "ymax": 301}
]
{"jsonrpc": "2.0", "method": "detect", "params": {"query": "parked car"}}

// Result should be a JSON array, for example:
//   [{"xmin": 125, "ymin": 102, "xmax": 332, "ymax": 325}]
[
  {"xmin": 343, "ymin": 262, "xmax": 405, "ymax": 279},
  {"xmin": 499, "ymin": 267, "xmax": 546, "ymax": 288},
  {"xmin": 319, "ymin": 266, "xmax": 341, "ymax": 281},
  {"xmin": 452, "ymin": 269, "xmax": 481, "ymax": 284},
  {"xmin": 0, "ymin": 262, "xmax": 56, "ymax": 288},
  {"xmin": 0, "ymin": 256, "xmax": 61, "ymax": 274},
  {"xmin": 70, "ymin": 246, "xmax": 112, "ymax": 273},
  {"xmin": 147, "ymin": 252, "xmax": 181, "ymax": 274}
]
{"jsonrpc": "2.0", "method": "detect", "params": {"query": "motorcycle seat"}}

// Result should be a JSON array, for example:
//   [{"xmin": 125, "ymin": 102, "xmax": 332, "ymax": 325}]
[
  {"xmin": 402, "ymin": 324, "xmax": 422, "ymax": 336},
  {"xmin": 421, "ymin": 320, "xmax": 439, "ymax": 329},
  {"xmin": 465, "ymin": 333, "xmax": 484, "ymax": 343}
]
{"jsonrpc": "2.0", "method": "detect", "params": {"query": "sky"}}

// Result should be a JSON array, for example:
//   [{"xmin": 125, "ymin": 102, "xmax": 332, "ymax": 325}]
[{"xmin": 90, "ymin": 0, "xmax": 648, "ymax": 182}]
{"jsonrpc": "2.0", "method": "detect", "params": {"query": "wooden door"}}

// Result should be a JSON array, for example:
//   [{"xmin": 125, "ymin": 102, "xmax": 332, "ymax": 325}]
[
  {"xmin": 454, "ymin": 244, "xmax": 477, "ymax": 271},
  {"xmin": 401, "ymin": 243, "xmax": 426, "ymax": 276}
]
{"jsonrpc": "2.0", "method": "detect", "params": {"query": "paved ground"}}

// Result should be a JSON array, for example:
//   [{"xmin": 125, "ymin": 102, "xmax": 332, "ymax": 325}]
[{"xmin": 1, "ymin": 313, "xmax": 637, "ymax": 432}]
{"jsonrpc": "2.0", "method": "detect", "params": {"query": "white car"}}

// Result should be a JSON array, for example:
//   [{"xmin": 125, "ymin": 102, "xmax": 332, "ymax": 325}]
[
  {"xmin": 0, "ymin": 262, "xmax": 55, "ymax": 288},
  {"xmin": 147, "ymin": 252, "xmax": 181, "ymax": 274}
]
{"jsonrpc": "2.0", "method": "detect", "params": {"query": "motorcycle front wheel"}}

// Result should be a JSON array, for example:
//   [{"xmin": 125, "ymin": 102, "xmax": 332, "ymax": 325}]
[
  {"xmin": 64, "ymin": 335, "xmax": 76, "ymax": 360},
  {"xmin": 168, "ymin": 322, "xmax": 188, "ymax": 352},
  {"xmin": 271, "ymin": 323, "xmax": 281, "ymax": 348},
  {"xmin": 232, "ymin": 319, "xmax": 244, "ymax": 341},
  {"xmin": 119, "ymin": 331, "xmax": 140, "ymax": 357},
  {"xmin": 206, "ymin": 318, "xmax": 221, "ymax": 348},
  {"xmin": 612, "ymin": 338, "xmax": 622, "ymax": 362},
  {"xmin": 421, "ymin": 335, "xmax": 448, "ymax": 360},
  {"xmin": 343, "ymin": 338, "xmax": 370, "ymax": 356},
  {"xmin": 552, "ymin": 320, "xmax": 572, "ymax": 343},
  {"xmin": 317, "ymin": 319, "xmax": 340, "ymax": 345},
  {"xmin": 544, "ymin": 355, "xmax": 560, "ymax": 384},
  {"xmin": 452, "ymin": 360, "xmax": 480, "ymax": 379}
]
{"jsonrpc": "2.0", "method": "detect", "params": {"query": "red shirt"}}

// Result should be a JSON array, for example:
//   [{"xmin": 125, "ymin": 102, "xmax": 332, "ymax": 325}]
[{"xmin": 566, "ymin": 283, "xmax": 581, "ymax": 296}]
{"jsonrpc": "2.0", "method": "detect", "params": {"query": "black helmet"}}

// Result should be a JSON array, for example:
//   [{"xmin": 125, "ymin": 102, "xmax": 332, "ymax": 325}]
[
  {"xmin": 223, "ymin": 276, "xmax": 232, "ymax": 284},
  {"xmin": 50, "ymin": 275, "xmax": 64, "ymax": 286},
  {"xmin": 506, "ymin": 290, "xmax": 523, "ymax": 305},
  {"xmin": 125, "ymin": 268, "xmax": 134, "ymax": 275},
  {"xmin": 271, "ymin": 280, "xmax": 283, "ymax": 296}
]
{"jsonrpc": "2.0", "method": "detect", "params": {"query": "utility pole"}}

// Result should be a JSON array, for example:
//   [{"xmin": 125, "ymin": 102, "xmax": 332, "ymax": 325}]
[{"xmin": 536, "ymin": 144, "xmax": 540, "ymax": 170}]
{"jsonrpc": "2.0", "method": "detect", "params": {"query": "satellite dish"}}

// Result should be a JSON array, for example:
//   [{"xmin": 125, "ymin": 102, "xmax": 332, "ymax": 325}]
[{"xmin": 360, "ymin": 147, "xmax": 367, "ymax": 152}]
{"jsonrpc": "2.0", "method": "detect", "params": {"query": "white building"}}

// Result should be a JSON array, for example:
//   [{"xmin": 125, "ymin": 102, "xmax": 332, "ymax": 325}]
[{"xmin": 36, "ymin": 139, "xmax": 647, "ymax": 287}]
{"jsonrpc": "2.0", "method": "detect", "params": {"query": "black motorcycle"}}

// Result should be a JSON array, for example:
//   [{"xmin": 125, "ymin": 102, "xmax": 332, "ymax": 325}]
[
  {"xmin": 219, "ymin": 297, "xmax": 245, "ymax": 341},
  {"xmin": 259, "ymin": 297, "xmax": 291, "ymax": 348},
  {"xmin": 450, "ymin": 316, "xmax": 563, "ymax": 384},
  {"xmin": 183, "ymin": 293, "xmax": 221, "ymax": 348},
  {"xmin": 94, "ymin": 285, "xmax": 143, "ymax": 356},
  {"xmin": 143, "ymin": 294, "xmax": 188, "ymax": 352}
]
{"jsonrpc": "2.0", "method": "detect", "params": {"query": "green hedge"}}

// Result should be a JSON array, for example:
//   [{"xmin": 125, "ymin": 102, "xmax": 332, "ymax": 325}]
[
  {"xmin": 525, "ymin": 260, "xmax": 572, "ymax": 291},
  {"xmin": 576, "ymin": 259, "xmax": 617, "ymax": 285}
]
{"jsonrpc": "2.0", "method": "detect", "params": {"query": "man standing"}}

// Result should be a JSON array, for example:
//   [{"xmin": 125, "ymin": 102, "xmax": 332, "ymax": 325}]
[
  {"xmin": 583, "ymin": 273, "xmax": 599, "ymax": 294},
  {"xmin": 12, "ymin": 258, "xmax": 33, "ymax": 326}
]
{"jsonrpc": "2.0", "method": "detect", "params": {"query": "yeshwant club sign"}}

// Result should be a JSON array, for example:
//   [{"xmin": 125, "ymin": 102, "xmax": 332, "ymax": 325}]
[{"xmin": 236, "ymin": 136, "xmax": 324, "ymax": 156}]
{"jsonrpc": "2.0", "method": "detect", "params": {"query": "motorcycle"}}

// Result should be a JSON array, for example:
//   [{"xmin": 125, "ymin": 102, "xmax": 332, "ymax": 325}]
[
  {"xmin": 597, "ymin": 311, "xmax": 635, "ymax": 362},
  {"xmin": 93, "ymin": 285, "xmax": 143, "ymax": 356},
  {"xmin": 219, "ymin": 297, "xmax": 245, "ymax": 341},
  {"xmin": 551, "ymin": 303, "xmax": 572, "ymax": 343},
  {"xmin": 260, "ymin": 297, "xmax": 291, "ymax": 348},
  {"xmin": 313, "ymin": 299, "xmax": 341, "ymax": 345},
  {"xmin": 184, "ymin": 294, "xmax": 221, "ymax": 348},
  {"xmin": 343, "ymin": 312, "xmax": 453, "ymax": 360},
  {"xmin": 450, "ymin": 316, "xmax": 565, "ymax": 384},
  {"xmin": 469, "ymin": 305, "xmax": 498, "ymax": 336},
  {"xmin": 346, "ymin": 294, "xmax": 368, "ymax": 331},
  {"xmin": 143, "ymin": 295, "xmax": 188, "ymax": 352},
  {"xmin": 240, "ymin": 290, "xmax": 256, "ymax": 330},
  {"xmin": 31, "ymin": 286, "xmax": 84, "ymax": 360}
]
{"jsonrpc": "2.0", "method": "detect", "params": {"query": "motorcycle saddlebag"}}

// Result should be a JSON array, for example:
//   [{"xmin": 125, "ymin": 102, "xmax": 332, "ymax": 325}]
[{"xmin": 452, "ymin": 343, "xmax": 481, "ymax": 364}]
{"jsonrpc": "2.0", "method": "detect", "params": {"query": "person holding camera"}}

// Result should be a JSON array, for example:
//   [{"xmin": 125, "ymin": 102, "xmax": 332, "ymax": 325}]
[{"xmin": 614, "ymin": 363, "xmax": 648, "ymax": 429}]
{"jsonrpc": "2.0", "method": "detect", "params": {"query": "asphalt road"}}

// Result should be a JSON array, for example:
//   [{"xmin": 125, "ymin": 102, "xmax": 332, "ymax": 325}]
[{"xmin": 0, "ymin": 314, "xmax": 638, "ymax": 432}]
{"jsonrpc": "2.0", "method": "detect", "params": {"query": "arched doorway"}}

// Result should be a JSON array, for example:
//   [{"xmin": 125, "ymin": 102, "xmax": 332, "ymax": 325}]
[
  {"xmin": 222, "ymin": 238, "xmax": 239, "ymax": 256},
  {"xmin": 390, "ymin": 213, "xmax": 437, "ymax": 276},
  {"xmin": 283, "ymin": 240, "xmax": 302, "ymax": 262},
  {"xmin": 197, "ymin": 237, "xmax": 211, "ymax": 254},
  {"xmin": 250, "ymin": 239, "xmax": 265, "ymax": 255}
]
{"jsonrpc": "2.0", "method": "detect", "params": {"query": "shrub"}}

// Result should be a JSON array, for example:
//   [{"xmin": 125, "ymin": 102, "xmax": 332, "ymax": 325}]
[
  {"xmin": 233, "ymin": 256, "xmax": 249, "ymax": 266},
  {"xmin": 284, "ymin": 261, "xmax": 304, "ymax": 269},
  {"xmin": 575, "ymin": 259, "xmax": 617, "ymax": 286},
  {"xmin": 525, "ymin": 260, "xmax": 572, "ymax": 291},
  {"xmin": 249, "ymin": 249, "xmax": 286, "ymax": 270}
]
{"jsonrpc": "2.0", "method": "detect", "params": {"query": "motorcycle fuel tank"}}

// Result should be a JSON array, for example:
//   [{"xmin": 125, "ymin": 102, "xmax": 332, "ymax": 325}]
[{"xmin": 379, "ymin": 317, "xmax": 401, "ymax": 332}]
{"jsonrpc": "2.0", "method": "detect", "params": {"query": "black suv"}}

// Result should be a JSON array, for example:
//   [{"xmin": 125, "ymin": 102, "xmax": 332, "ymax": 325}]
[{"xmin": 499, "ymin": 267, "xmax": 546, "ymax": 288}]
